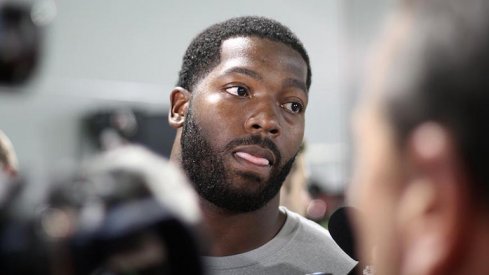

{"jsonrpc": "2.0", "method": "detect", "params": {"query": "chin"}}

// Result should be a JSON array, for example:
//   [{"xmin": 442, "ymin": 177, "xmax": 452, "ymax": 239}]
[{"xmin": 229, "ymin": 178, "xmax": 267, "ymax": 195}]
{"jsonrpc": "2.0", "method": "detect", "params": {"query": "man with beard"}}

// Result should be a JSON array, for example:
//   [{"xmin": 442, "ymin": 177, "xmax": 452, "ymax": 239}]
[
  {"xmin": 350, "ymin": 0, "xmax": 489, "ymax": 274},
  {"xmin": 168, "ymin": 16, "xmax": 355, "ymax": 274}
]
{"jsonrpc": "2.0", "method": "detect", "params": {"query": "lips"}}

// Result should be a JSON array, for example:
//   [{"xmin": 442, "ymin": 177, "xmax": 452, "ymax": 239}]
[{"xmin": 232, "ymin": 145, "xmax": 275, "ymax": 167}]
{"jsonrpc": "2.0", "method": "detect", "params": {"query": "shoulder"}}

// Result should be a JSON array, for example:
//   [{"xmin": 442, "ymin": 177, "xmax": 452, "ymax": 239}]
[
  {"xmin": 280, "ymin": 207, "xmax": 357, "ymax": 274},
  {"xmin": 281, "ymin": 206, "xmax": 332, "ymax": 242}
]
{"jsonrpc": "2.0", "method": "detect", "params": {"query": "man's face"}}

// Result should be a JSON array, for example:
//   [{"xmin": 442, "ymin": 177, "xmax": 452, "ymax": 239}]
[
  {"xmin": 348, "ymin": 14, "xmax": 413, "ymax": 275},
  {"xmin": 350, "ymin": 96, "xmax": 405, "ymax": 275},
  {"xmin": 180, "ymin": 36, "xmax": 308, "ymax": 213}
]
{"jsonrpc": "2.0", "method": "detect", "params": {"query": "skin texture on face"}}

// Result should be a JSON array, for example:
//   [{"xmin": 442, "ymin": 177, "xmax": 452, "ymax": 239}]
[{"xmin": 171, "ymin": 36, "xmax": 308, "ymax": 213}]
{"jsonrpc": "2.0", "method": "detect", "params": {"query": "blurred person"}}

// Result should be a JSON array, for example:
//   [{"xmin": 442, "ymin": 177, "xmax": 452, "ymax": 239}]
[
  {"xmin": 279, "ymin": 143, "xmax": 311, "ymax": 216},
  {"xmin": 350, "ymin": 0, "xmax": 489, "ymax": 274},
  {"xmin": 169, "ymin": 16, "xmax": 356, "ymax": 274},
  {"xmin": 0, "ymin": 129, "xmax": 18, "ymax": 177}
]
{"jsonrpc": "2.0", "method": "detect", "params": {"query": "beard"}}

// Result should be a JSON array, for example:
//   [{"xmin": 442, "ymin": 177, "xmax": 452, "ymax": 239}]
[{"xmin": 180, "ymin": 107, "xmax": 296, "ymax": 213}]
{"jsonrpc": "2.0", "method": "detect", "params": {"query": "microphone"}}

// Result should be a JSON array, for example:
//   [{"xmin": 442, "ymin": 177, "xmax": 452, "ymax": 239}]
[
  {"xmin": 328, "ymin": 206, "xmax": 358, "ymax": 261},
  {"xmin": 329, "ymin": 207, "xmax": 375, "ymax": 275}
]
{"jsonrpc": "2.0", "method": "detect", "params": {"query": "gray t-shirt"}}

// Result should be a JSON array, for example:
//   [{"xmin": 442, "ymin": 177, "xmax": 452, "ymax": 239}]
[{"xmin": 204, "ymin": 207, "xmax": 357, "ymax": 275}]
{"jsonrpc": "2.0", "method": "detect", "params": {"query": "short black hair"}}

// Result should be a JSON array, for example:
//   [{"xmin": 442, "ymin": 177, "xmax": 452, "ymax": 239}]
[
  {"xmin": 176, "ymin": 16, "xmax": 311, "ymax": 92},
  {"xmin": 385, "ymin": 0, "xmax": 489, "ymax": 201}
]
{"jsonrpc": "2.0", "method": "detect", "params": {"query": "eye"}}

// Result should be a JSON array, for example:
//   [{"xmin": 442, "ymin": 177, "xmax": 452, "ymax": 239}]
[
  {"xmin": 225, "ymin": 85, "xmax": 249, "ymax": 97},
  {"xmin": 282, "ymin": 102, "xmax": 304, "ymax": 114}
]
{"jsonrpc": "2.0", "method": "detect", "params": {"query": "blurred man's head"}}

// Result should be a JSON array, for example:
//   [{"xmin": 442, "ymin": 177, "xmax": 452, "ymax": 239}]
[
  {"xmin": 350, "ymin": 0, "xmax": 489, "ymax": 274},
  {"xmin": 169, "ymin": 16, "xmax": 310, "ymax": 213}
]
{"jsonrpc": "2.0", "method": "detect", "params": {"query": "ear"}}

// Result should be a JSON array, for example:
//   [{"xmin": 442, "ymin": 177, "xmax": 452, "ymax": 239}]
[
  {"xmin": 397, "ymin": 123, "xmax": 470, "ymax": 275},
  {"xmin": 168, "ymin": 87, "xmax": 191, "ymax": 129}
]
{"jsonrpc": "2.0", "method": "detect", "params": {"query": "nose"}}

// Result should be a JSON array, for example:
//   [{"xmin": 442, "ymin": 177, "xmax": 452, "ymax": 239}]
[{"xmin": 244, "ymin": 100, "xmax": 281, "ymax": 138}]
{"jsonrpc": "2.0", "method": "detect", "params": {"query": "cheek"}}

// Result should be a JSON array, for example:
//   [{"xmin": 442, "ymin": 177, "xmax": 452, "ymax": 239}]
[
  {"xmin": 192, "ymin": 93, "xmax": 244, "ymax": 143},
  {"xmin": 202, "ymin": 93, "xmax": 221, "ymax": 105},
  {"xmin": 281, "ymin": 121, "xmax": 304, "ymax": 155},
  {"xmin": 350, "ymin": 138, "xmax": 404, "ymax": 274}
]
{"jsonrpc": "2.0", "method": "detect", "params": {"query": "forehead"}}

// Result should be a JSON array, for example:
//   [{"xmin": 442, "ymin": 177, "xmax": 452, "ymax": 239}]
[{"xmin": 217, "ymin": 36, "xmax": 308, "ymax": 80}]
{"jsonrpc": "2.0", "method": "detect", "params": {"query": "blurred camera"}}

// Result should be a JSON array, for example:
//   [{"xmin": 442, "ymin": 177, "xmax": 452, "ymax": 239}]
[{"xmin": 0, "ymin": 146, "xmax": 205, "ymax": 275}]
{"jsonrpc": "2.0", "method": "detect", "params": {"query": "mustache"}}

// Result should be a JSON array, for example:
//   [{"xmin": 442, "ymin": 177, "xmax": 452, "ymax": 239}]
[{"xmin": 224, "ymin": 135, "xmax": 282, "ymax": 165}]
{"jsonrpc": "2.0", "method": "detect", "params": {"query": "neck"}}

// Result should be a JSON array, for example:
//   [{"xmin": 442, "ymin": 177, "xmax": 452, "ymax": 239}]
[{"xmin": 200, "ymin": 194, "xmax": 286, "ymax": 256}]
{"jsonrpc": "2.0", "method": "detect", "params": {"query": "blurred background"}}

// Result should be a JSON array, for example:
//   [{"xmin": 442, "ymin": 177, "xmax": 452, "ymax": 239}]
[{"xmin": 0, "ymin": 0, "xmax": 395, "ymax": 223}]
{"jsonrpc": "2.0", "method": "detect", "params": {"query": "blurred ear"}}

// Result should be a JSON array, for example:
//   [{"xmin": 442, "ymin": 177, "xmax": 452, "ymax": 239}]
[
  {"xmin": 397, "ymin": 123, "xmax": 470, "ymax": 275},
  {"xmin": 168, "ymin": 87, "xmax": 190, "ymax": 129}
]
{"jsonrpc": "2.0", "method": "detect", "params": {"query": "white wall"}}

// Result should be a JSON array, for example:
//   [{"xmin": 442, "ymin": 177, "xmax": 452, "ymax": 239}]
[{"xmin": 0, "ymin": 0, "xmax": 393, "ymax": 190}]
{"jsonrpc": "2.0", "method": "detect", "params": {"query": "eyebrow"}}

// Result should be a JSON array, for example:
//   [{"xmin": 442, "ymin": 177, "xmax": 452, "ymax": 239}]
[
  {"xmin": 222, "ymin": 66, "xmax": 308, "ymax": 96},
  {"xmin": 222, "ymin": 67, "xmax": 263, "ymax": 81},
  {"xmin": 283, "ymin": 78, "xmax": 308, "ymax": 96}
]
